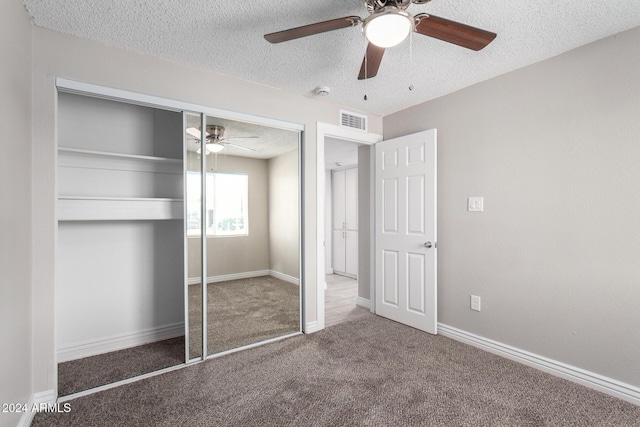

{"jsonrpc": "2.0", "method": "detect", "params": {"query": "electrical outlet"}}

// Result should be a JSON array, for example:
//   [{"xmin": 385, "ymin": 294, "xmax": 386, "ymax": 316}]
[{"xmin": 471, "ymin": 295, "xmax": 481, "ymax": 312}]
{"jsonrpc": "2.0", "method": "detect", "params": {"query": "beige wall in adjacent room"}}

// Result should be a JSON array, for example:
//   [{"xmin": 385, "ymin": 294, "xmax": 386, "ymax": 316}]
[
  {"xmin": 186, "ymin": 152, "xmax": 270, "ymax": 279},
  {"xmin": 268, "ymin": 149, "xmax": 300, "ymax": 279},
  {"xmin": 357, "ymin": 145, "xmax": 373, "ymax": 301},
  {"xmin": 384, "ymin": 27, "xmax": 640, "ymax": 388},
  {"xmin": 0, "ymin": 1, "xmax": 33, "ymax": 425},
  {"xmin": 30, "ymin": 23, "xmax": 382, "ymax": 394}
]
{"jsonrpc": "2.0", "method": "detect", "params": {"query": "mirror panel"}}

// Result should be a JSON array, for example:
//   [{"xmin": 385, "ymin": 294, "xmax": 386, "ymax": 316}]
[
  {"xmin": 186, "ymin": 113, "xmax": 301, "ymax": 358},
  {"xmin": 185, "ymin": 112, "xmax": 204, "ymax": 360},
  {"xmin": 187, "ymin": 115, "xmax": 301, "ymax": 356}
]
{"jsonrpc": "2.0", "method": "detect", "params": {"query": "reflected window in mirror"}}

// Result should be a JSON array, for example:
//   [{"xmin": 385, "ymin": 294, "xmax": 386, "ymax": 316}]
[{"xmin": 186, "ymin": 171, "xmax": 249, "ymax": 237}]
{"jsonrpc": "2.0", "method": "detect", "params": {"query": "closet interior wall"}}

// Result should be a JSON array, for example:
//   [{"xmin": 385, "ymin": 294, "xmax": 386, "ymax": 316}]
[{"xmin": 56, "ymin": 92, "xmax": 185, "ymax": 362}]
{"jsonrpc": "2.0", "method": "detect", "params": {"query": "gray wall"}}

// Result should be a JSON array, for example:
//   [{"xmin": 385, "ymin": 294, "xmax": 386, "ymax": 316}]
[
  {"xmin": 357, "ymin": 145, "xmax": 373, "ymax": 301},
  {"xmin": 268, "ymin": 149, "xmax": 300, "ymax": 279},
  {"xmin": 384, "ymin": 26, "xmax": 640, "ymax": 388},
  {"xmin": 0, "ymin": 1, "xmax": 33, "ymax": 425},
  {"xmin": 187, "ymin": 152, "xmax": 270, "ymax": 278},
  {"xmin": 324, "ymin": 170, "xmax": 333, "ymax": 274}
]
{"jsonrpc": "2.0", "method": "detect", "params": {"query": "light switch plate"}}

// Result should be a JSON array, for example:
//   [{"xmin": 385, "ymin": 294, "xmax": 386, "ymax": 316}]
[
  {"xmin": 471, "ymin": 295, "xmax": 481, "ymax": 311},
  {"xmin": 468, "ymin": 197, "xmax": 484, "ymax": 212}
]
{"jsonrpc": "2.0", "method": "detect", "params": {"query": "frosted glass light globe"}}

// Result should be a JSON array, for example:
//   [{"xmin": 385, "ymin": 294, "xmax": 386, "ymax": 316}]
[
  {"xmin": 364, "ymin": 9, "xmax": 414, "ymax": 48},
  {"xmin": 205, "ymin": 142, "xmax": 225, "ymax": 153}
]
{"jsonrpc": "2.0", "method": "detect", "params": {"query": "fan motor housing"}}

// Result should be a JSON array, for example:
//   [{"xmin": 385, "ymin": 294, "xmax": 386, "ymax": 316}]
[
  {"xmin": 366, "ymin": 0, "xmax": 430, "ymax": 11},
  {"xmin": 206, "ymin": 125, "xmax": 225, "ymax": 140}
]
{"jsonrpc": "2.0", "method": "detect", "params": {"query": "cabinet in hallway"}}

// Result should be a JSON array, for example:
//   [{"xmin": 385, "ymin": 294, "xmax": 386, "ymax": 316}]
[{"xmin": 332, "ymin": 167, "xmax": 358, "ymax": 278}]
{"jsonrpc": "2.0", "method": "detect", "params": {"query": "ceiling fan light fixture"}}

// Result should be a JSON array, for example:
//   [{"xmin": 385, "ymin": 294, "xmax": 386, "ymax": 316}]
[
  {"xmin": 206, "ymin": 142, "xmax": 225, "ymax": 153},
  {"xmin": 363, "ymin": 8, "xmax": 414, "ymax": 48}
]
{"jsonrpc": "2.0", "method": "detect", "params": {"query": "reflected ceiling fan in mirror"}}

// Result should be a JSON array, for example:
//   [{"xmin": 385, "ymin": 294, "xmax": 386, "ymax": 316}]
[
  {"xmin": 264, "ymin": 0, "xmax": 496, "ymax": 80},
  {"xmin": 186, "ymin": 125, "xmax": 258, "ymax": 154}
]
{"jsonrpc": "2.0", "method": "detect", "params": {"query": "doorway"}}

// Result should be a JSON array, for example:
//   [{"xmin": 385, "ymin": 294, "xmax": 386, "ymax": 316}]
[
  {"xmin": 315, "ymin": 123, "xmax": 382, "ymax": 331},
  {"xmin": 324, "ymin": 140, "xmax": 361, "ymax": 326}
]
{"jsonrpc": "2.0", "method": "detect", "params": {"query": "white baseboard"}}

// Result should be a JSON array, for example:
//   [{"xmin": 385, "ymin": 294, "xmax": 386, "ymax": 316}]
[
  {"xmin": 438, "ymin": 323, "xmax": 640, "ymax": 406},
  {"xmin": 356, "ymin": 296, "xmax": 371, "ymax": 309},
  {"xmin": 57, "ymin": 322, "xmax": 184, "ymax": 362},
  {"xmin": 269, "ymin": 270, "xmax": 300, "ymax": 286},
  {"xmin": 188, "ymin": 269, "xmax": 270, "ymax": 285},
  {"xmin": 305, "ymin": 321, "xmax": 320, "ymax": 333},
  {"xmin": 33, "ymin": 389, "xmax": 56, "ymax": 404},
  {"xmin": 188, "ymin": 270, "xmax": 299, "ymax": 286},
  {"xmin": 17, "ymin": 409, "xmax": 35, "ymax": 427},
  {"xmin": 17, "ymin": 394, "xmax": 36, "ymax": 427},
  {"xmin": 17, "ymin": 390, "xmax": 56, "ymax": 427},
  {"xmin": 334, "ymin": 271, "xmax": 357, "ymax": 280}
]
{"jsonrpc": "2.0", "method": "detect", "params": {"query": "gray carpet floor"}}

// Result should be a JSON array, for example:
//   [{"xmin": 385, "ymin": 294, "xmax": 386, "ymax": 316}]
[
  {"xmin": 189, "ymin": 276, "xmax": 300, "ymax": 357},
  {"xmin": 57, "ymin": 276, "xmax": 299, "ymax": 396},
  {"xmin": 57, "ymin": 337, "xmax": 184, "ymax": 397},
  {"xmin": 38, "ymin": 313, "xmax": 640, "ymax": 426}
]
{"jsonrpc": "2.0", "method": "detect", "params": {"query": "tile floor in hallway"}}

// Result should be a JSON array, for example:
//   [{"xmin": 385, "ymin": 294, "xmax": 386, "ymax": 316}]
[{"xmin": 324, "ymin": 274, "xmax": 370, "ymax": 327}]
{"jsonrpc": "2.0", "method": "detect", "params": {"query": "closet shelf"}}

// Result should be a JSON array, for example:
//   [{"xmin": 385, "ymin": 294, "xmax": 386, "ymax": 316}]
[
  {"xmin": 58, "ymin": 147, "xmax": 182, "ymax": 174},
  {"xmin": 58, "ymin": 196, "xmax": 184, "ymax": 221},
  {"xmin": 58, "ymin": 147, "xmax": 182, "ymax": 163}
]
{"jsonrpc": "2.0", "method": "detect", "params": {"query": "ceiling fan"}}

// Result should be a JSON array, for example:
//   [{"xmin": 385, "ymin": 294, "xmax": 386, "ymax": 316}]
[
  {"xmin": 186, "ymin": 125, "xmax": 257, "ymax": 154},
  {"xmin": 264, "ymin": 0, "xmax": 496, "ymax": 80}
]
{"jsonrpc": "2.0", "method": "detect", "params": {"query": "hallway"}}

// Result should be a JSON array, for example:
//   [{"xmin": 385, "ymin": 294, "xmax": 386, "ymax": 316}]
[{"xmin": 324, "ymin": 274, "xmax": 370, "ymax": 327}]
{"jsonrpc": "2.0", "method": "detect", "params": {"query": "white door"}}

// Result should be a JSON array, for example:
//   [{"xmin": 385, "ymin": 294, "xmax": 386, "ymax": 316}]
[
  {"xmin": 345, "ymin": 230, "xmax": 358, "ymax": 276},
  {"xmin": 332, "ymin": 230, "xmax": 346, "ymax": 273},
  {"xmin": 332, "ymin": 170, "xmax": 346, "ymax": 230},
  {"xmin": 375, "ymin": 129, "xmax": 437, "ymax": 334},
  {"xmin": 345, "ymin": 167, "xmax": 358, "ymax": 230}
]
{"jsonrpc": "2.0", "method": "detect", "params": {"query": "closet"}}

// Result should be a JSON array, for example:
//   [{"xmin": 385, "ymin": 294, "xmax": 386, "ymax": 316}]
[
  {"xmin": 56, "ymin": 92, "xmax": 185, "ymax": 391},
  {"xmin": 332, "ymin": 167, "xmax": 358, "ymax": 278},
  {"xmin": 55, "ymin": 84, "xmax": 302, "ymax": 397}
]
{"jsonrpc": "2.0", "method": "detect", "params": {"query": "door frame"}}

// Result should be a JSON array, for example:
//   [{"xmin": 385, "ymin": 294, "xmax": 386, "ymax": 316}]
[{"xmin": 315, "ymin": 122, "xmax": 382, "ymax": 332}]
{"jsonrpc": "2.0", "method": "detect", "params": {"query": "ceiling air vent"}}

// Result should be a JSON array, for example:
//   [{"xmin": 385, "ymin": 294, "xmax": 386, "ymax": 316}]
[{"xmin": 340, "ymin": 110, "xmax": 367, "ymax": 132}]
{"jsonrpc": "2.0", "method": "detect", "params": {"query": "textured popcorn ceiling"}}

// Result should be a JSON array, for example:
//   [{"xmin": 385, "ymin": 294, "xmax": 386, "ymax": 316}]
[
  {"xmin": 23, "ymin": 0, "xmax": 640, "ymax": 116},
  {"xmin": 184, "ymin": 114, "xmax": 299, "ymax": 160}
]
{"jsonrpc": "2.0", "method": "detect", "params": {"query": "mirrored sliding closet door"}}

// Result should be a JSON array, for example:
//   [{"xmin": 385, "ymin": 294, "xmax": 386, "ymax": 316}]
[
  {"xmin": 184, "ymin": 113, "xmax": 302, "ymax": 358},
  {"xmin": 54, "ymin": 84, "xmax": 303, "ymax": 397}
]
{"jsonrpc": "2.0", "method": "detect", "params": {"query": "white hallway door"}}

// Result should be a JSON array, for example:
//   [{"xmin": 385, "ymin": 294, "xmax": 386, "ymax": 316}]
[
  {"xmin": 375, "ymin": 129, "xmax": 437, "ymax": 334},
  {"xmin": 332, "ymin": 167, "xmax": 358, "ymax": 277}
]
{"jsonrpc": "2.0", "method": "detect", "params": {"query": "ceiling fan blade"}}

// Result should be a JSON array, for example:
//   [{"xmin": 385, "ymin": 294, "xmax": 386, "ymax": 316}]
[
  {"xmin": 358, "ymin": 43, "xmax": 385, "ymax": 80},
  {"xmin": 186, "ymin": 127, "xmax": 202, "ymax": 139},
  {"xmin": 225, "ymin": 136, "xmax": 259, "ymax": 142},
  {"xmin": 414, "ymin": 14, "xmax": 496, "ymax": 51},
  {"xmin": 226, "ymin": 143, "xmax": 256, "ymax": 152},
  {"xmin": 264, "ymin": 16, "xmax": 361, "ymax": 44},
  {"xmin": 187, "ymin": 127, "xmax": 213, "ymax": 140}
]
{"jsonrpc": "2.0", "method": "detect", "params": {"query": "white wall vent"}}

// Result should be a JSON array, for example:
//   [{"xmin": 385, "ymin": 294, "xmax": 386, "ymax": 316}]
[{"xmin": 340, "ymin": 110, "xmax": 367, "ymax": 132}]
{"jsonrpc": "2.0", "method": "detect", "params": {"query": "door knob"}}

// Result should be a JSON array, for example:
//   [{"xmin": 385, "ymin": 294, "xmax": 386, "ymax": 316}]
[{"xmin": 424, "ymin": 241, "xmax": 433, "ymax": 248}]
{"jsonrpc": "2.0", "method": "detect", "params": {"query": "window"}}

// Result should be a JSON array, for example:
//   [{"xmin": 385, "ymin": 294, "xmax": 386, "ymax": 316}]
[{"xmin": 186, "ymin": 172, "xmax": 248, "ymax": 237}]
